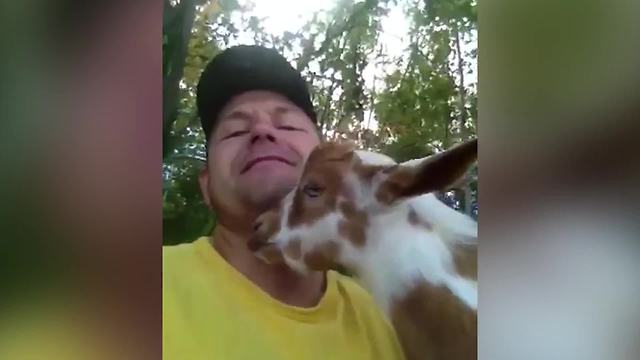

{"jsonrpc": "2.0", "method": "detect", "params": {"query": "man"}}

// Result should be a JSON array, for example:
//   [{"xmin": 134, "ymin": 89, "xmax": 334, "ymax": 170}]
[{"xmin": 163, "ymin": 45, "xmax": 405, "ymax": 360}]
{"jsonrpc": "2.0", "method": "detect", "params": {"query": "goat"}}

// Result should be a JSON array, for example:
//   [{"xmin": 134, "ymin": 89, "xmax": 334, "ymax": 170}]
[{"xmin": 248, "ymin": 139, "xmax": 478, "ymax": 360}]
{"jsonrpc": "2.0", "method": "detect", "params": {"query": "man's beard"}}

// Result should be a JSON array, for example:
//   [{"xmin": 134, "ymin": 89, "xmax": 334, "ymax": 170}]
[{"xmin": 239, "ymin": 180, "xmax": 295, "ymax": 214}]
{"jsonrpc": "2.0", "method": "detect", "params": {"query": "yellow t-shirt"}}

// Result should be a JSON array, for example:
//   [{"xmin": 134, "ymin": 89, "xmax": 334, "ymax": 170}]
[{"xmin": 163, "ymin": 237, "xmax": 406, "ymax": 360}]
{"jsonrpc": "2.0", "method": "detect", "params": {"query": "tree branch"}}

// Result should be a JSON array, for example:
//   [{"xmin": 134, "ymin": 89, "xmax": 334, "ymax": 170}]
[
  {"xmin": 297, "ymin": 0, "xmax": 378, "ymax": 71},
  {"xmin": 166, "ymin": 153, "xmax": 207, "ymax": 163}
]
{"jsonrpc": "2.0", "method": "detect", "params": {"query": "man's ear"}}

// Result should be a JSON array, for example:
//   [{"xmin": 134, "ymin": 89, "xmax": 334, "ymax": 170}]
[
  {"xmin": 198, "ymin": 165, "xmax": 213, "ymax": 209},
  {"xmin": 376, "ymin": 138, "xmax": 477, "ymax": 204}
]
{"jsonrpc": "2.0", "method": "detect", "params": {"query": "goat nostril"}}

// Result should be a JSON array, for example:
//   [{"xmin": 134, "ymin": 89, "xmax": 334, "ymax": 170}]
[{"xmin": 253, "ymin": 221, "xmax": 263, "ymax": 232}]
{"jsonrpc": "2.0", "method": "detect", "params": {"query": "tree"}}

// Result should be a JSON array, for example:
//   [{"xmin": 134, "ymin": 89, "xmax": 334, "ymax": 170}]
[
  {"xmin": 164, "ymin": 0, "xmax": 198, "ymax": 159},
  {"xmin": 163, "ymin": 0, "xmax": 478, "ymax": 244}
]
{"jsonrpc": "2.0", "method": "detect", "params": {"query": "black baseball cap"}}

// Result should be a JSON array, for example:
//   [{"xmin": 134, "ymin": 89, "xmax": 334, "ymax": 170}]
[{"xmin": 196, "ymin": 45, "xmax": 317, "ymax": 142}]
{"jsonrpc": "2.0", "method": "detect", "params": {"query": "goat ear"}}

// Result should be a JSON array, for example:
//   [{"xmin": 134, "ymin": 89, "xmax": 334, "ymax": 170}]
[
  {"xmin": 377, "ymin": 139, "xmax": 477, "ymax": 204},
  {"xmin": 315, "ymin": 140, "xmax": 357, "ymax": 162}
]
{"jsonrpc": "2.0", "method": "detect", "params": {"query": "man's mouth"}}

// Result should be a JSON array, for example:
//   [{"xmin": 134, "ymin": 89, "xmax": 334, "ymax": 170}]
[{"xmin": 241, "ymin": 156, "xmax": 294, "ymax": 173}]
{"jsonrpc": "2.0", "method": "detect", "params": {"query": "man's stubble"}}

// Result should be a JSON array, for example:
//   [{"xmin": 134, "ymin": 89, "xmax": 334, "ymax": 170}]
[{"xmin": 238, "ymin": 176, "xmax": 296, "ymax": 214}]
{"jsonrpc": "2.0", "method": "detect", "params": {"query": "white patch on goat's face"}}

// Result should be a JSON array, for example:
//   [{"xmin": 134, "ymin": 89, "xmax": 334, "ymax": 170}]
[
  {"xmin": 284, "ymin": 212, "xmax": 344, "ymax": 273},
  {"xmin": 351, "ymin": 150, "xmax": 399, "ymax": 208},
  {"xmin": 354, "ymin": 150, "xmax": 397, "ymax": 167},
  {"xmin": 261, "ymin": 190, "xmax": 345, "ymax": 274}
]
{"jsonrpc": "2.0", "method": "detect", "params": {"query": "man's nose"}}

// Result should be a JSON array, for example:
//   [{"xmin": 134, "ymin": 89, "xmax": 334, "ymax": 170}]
[{"xmin": 249, "ymin": 113, "xmax": 277, "ymax": 144}]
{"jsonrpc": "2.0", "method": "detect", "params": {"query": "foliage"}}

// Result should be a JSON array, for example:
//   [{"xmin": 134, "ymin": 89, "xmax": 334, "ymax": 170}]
[{"xmin": 163, "ymin": 0, "xmax": 478, "ymax": 245}]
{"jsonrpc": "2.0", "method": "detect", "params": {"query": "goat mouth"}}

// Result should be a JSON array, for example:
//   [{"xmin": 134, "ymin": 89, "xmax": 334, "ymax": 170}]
[{"xmin": 241, "ymin": 156, "xmax": 294, "ymax": 173}]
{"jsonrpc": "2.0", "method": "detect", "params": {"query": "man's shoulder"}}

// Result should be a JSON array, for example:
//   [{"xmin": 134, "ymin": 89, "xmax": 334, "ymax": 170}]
[
  {"xmin": 330, "ymin": 271, "xmax": 404, "ymax": 357},
  {"xmin": 330, "ymin": 271, "xmax": 381, "ymax": 310},
  {"xmin": 163, "ymin": 237, "xmax": 207, "ymax": 261},
  {"xmin": 163, "ymin": 240, "xmax": 195, "ymax": 257},
  {"xmin": 332, "ymin": 271, "xmax": 366, "ymax": 294},
  {"xmin": 162, "ymin": 237, "xmax": 211, "ymax": 279}
]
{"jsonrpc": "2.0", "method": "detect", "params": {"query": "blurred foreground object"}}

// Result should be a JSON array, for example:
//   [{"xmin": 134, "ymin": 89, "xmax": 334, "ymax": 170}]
[{"xmin": 481, "ymin": 0, "xmax": 640, "ymax": 359}]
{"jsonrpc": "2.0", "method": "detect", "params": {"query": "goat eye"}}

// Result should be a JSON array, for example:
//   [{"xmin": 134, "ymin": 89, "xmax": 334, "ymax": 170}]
[{"xmin": 302, "ymin": 183, "xmax": 324, "ymax": 198}]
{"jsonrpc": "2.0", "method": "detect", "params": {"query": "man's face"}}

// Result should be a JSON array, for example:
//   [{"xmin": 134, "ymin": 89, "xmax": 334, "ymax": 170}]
[{"xmin": 199, "ymin": 90, "xmax": 320, "ymax": 224}]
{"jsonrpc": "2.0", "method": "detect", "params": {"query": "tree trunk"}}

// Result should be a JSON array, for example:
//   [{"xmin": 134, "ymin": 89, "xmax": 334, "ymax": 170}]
[
  {"xmin": 464, "ymin": 183, "xmax": 473, "ymax": 215},
  {"xmin": 366, "ymin": 65, "xmax": 377, "ymax": 131},
  {"xmin": 454, "ymin": 23, "xmax": 468, "ymax": 137},
  {"xmin": 163, "ymin": 0, "xmax": 197, "ymax": 159},
  {"xmin": 319, "ymin": 72, "xmax": 339, "ymax": 137}
]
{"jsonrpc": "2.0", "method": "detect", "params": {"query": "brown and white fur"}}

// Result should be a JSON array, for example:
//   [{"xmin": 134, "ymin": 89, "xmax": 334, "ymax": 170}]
[{"xmin": 248, "ymin": 139, "xmax": 478, "ymax": 360}]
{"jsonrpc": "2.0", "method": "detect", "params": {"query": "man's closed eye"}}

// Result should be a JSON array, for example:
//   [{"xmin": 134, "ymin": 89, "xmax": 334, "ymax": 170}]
[
  {"xmin": 278, "ymin": 126, "xmax": 305, "ymax": 132},
  {"xmin": 223, "ymin": 130, "xmax": 249, "ymax": 139}
]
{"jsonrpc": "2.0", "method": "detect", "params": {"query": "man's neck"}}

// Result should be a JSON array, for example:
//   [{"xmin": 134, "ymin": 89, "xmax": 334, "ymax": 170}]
[{"xmin": 210, "ymin": 224, "xmax": 325, "ymax": 308}]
